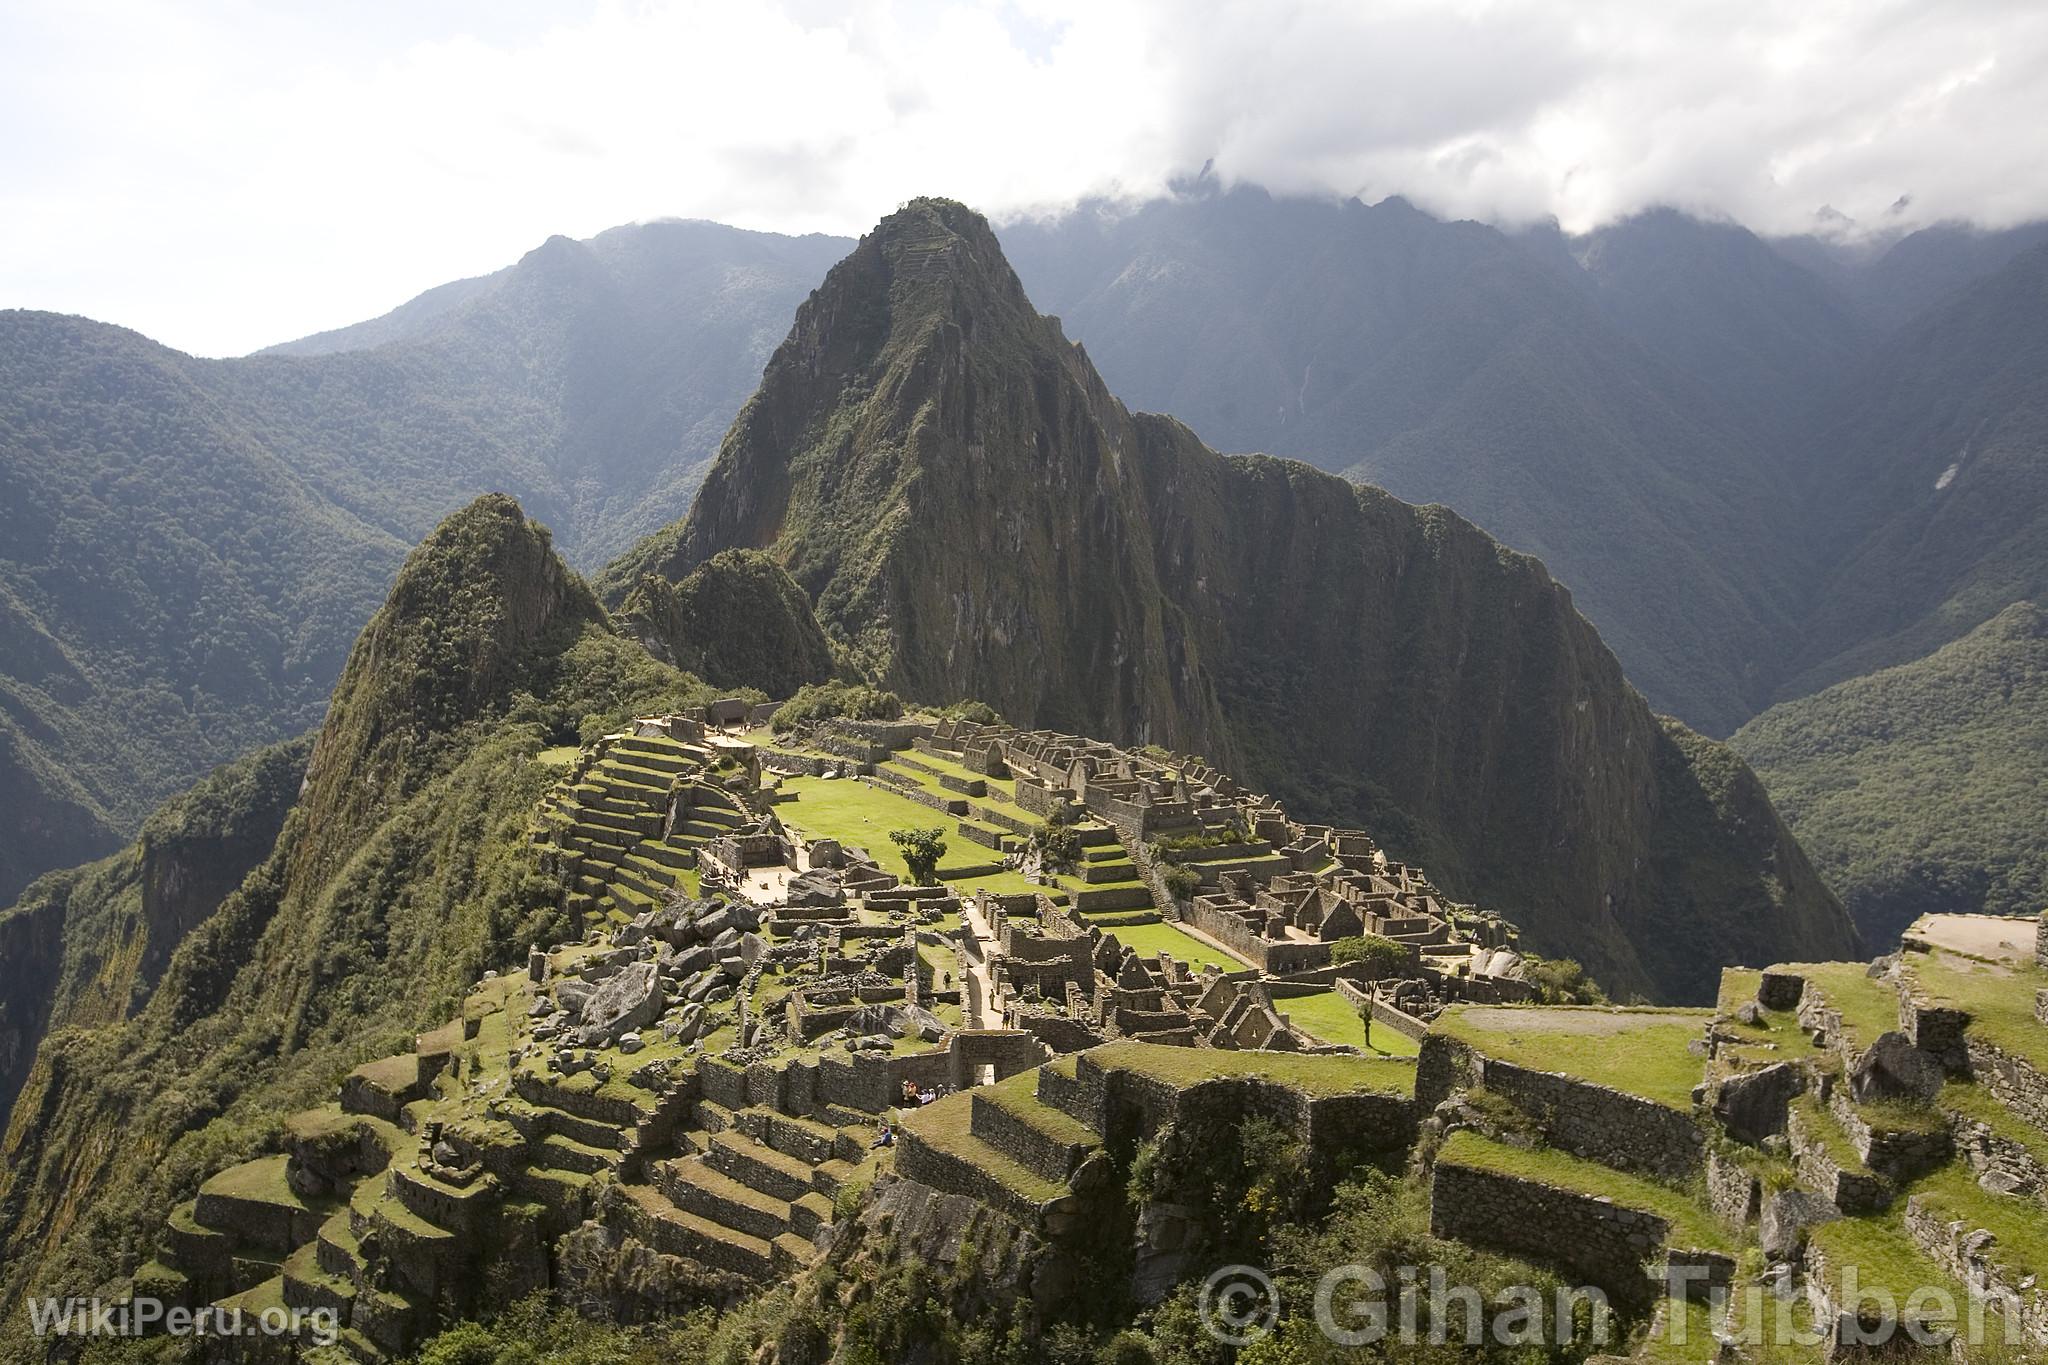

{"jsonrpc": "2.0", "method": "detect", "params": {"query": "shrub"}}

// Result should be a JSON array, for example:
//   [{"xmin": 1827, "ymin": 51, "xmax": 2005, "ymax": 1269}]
[
  {"xmin": 1033, "ymin": 821, "xmax": 1083, "ymax": 873},
  {"xmin": 1523, "ymin": 955, "xmax": 1609, "ymax": 1005},
  {"xmin": 770, "ymin": 682, "xmax": 903, "ymax": 733},
  {"xmin": 1330, "ymin": 933, "xmax": 1409, "ymax": 977},
  {"xmin": 1162, "ymin": 865, "xmax": 1202, "ymax": 902}
]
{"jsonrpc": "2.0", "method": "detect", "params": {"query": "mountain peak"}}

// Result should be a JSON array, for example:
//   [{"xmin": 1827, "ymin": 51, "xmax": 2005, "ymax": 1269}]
[
  {"xmin": 603, "ymin": 202, "xmax": 1855, "ymax": 1001},
  {"xmin": 302, "ymin": 493, "xmax": 601, "ymax": 841}
]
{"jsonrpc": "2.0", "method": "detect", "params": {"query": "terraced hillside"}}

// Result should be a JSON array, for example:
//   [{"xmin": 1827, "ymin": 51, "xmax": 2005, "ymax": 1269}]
[{"xmin": 532, "ymin": 731, "xmax": 749, "ymax": 926}]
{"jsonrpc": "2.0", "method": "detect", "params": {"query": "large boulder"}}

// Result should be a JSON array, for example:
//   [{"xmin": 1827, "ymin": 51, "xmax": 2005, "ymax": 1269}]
[
  {"xmin": 1760, "ymin": 1189, "xmax": 1840, "ymax": 1261},
  {"xmin": 1713, "ymin": 1062, "xmax": 1804, "ymax": 1144},
  {"xmin": 577, "ymin": 960, "xmax": 665, "ymax": 1046},
  {"xmin": 1849, "ymin": 1032, "xmax": 1945, "ymax": 1105}
]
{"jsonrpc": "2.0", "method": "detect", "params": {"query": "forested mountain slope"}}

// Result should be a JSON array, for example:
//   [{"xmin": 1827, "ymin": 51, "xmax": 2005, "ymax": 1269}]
[
  {"xmin": 1734, "ymin": 602, "xmax": 2048, "ymax": 944},
  {"xmin": 0, "ymin": 496, "xmax": 733, "ymax": 1342},
  {"xmin": 0, "ymin": 223, "xmax": 843, "ymax": 903}
]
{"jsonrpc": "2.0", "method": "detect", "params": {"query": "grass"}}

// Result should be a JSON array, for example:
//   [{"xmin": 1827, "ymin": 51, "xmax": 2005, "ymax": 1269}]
[
  {"xmin": 1282, "ymin": 991, "xmax": 1422, "ymax": 1057},
  {"xmin": 1792, "ymin": 1094, "xmax": 1870, "ymax": 1176},
  {"xmin": 883, "ymin": 750, "xmax": 1018, "ymax": 800},
  {"xmin": 1085, "ymin": 1039, "xmax": 1416, "ymax": 1097},
  {"xmin": 1432, "ymin": 1006, "xmax": 1710, "ymax": 1110},
  {"xmin": 1806, "ymin": 1212, "xmax": 1953, "ymax": 1307},
  {"xmin": 537, "ymin": 745, "xmax": 581, "ymax": 768},
  {"xmin": 1781, "ymin": 961, "xmax": 1902, "ymax": 1051},
  {"xmin": 898, "ymin": 1090, "xmax": 1069, "ymax": 1203},
  {"xmin": 1905, "ymin": 949, "xmax": 2048, "ymax": 1070},
  {"xmin": 1940, "ymin": 1079, "xmax": 2048, "ymax": 1169},
  {"xmin": 1099, "ymin": 921, "xmax": 1246, "ymax": 972},
  {"xmin": 1435, "ymin": 1130, "xmax": 1728, "ymax": 1251},
  {"xmin": 201, "ymin": 1154, "xmax": 312, "ymax": 1210},
  {"xmin": 777, "ymin": 776, "xmax": 1030, "ymax": 889},
  {"xmin": 978, "ymin": 1068, "xmax": 1100, "ymax": 1148},
  {"xmin": 1907, "ymin": 1161, "xmax": 2048, "ymax": 1287}
]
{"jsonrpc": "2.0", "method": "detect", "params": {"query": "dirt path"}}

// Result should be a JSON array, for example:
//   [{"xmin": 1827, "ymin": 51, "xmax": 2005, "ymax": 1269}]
[{"xmin": 1907, "ymin": 913, "xmax": 2038, "ymax": 964}]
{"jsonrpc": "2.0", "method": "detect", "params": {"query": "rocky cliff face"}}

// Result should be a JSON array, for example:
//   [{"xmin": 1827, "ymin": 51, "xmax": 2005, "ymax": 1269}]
[
  {"xmin": 610, "ymin": 548, "xmax": 836, "ymax": 697},
  {"xmin": 614, "ymin": 199, "xmax": 1857, "ymax": 1002},
  {"xmin": 0, "ymin": 735, "xmax": 308, "ymax": 1136}
]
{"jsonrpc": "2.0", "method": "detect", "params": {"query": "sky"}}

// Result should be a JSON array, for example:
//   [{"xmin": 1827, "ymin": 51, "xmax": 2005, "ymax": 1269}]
[{"xmin": 4, "ymin": 0, "xmax": 2046, "ymax": 357}]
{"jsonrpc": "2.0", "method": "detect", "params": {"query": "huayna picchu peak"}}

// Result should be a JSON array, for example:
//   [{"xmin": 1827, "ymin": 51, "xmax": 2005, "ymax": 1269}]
[{"xmin": 606, "ymin": 198, "xmax": 1856, "ymax": 1005}]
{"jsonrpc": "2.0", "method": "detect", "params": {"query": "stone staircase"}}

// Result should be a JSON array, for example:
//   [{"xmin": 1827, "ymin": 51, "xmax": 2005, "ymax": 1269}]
[
  {"xmin": 535, "ymin": 733, "xmax": 760, "ymax": 924},
  {"xmin": 616, "ymin": 1100, "xmax": 871, "ymax": 1280}
]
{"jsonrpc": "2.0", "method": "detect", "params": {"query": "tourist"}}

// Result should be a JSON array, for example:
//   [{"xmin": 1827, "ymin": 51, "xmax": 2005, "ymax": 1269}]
[{"xmin": 870, "ymin": 1124, "xmax": 895, "ymax": 1150}]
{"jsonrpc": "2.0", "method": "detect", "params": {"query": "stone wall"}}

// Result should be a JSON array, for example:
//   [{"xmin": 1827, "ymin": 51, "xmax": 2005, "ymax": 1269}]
[
  {"xmin": 1705, "ymin": 1147, "xmax": 1761, "ymax": 1227},
  {"xmin": 1788, "ymin": 1102, "xmax": 1891, "ymax": 1213},
  {"xmin": 1181, "ymin": 897, "xmax": 1331, "ymax": 975},
  {"xmin": 1007, "ymin": 1012, "xmax": 1110, "ymax": 1054},
  {"xmin": 1902, "ymin": 1195, "xmax": 2048, "ymax": 1347},
  {"xmin": 760, "ymin": 748, "xmax": 868, "ymax": 778},
  {"xmin": 1897, "ymin": 991, "xmax": 1973, "ymax": 1075},
  {"xmin": 1333, "ymin": 979, "xmax": 1430, "ymax": 1042},
  {"xmin": 1427, "ymin": 1161, "xmax": 1669, "ymax": 1313},
  {"xmin": 1013, "ymin": 780, "xmax": 1078, "ymax": 821},
  {"xmin": 1414, "ymin": 1037, "xmax": 1705, "ymax": 1180},
  {"xmin": 862, "ymin": 773, "xmax": 969, "ymax": 818},
  {"xmin": 1949, "ymin": 1110, "xmax": 2048, "ymax": 1204},
  {"xmin": 1965, "ymin": 1036, "xmax": 2048, "ymax": 1134},
  {"xmin": 1827, "ymin": 1088, "xmax": 1950, "ymax": 1183},
  {"xmin": 1068, "ymin": 1051, "xmax": 1416, "ymax": 1195}
]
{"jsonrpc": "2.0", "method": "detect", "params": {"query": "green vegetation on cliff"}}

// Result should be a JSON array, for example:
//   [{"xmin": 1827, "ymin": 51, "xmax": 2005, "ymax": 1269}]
[
  {"xmin": 0, "ymin": 733, "xmax": 309, "ymax": 1139},
  {"xmin": 1734, "ymin": 602, "xmax": 2048, "ymax": 943},
  {"xmin": 0, "ymin": 496, "xmax": 723, "ymax": 1344},
  {"xmin": 612, "ymin": 548, "xmax": 837, "ymax": 696},
  {"xmin": 0, "ymin": 225, "xmax": 846, "ymax": 905}
]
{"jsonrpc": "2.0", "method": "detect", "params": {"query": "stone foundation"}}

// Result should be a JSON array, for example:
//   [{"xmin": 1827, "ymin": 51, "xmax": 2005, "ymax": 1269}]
[
  {"xmin": 1416, "ymin": 1036, "xmax": 1705, "ymax": 1180},
  {"xmin": 1427, "ymin": 1161, "xmax": 1671, "ymax": 1313}
]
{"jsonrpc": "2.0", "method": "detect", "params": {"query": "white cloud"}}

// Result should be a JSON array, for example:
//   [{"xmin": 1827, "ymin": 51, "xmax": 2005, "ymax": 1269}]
[{"xmin": 2, "ymin": 0, "xmax": 2044, "ymax": 355}]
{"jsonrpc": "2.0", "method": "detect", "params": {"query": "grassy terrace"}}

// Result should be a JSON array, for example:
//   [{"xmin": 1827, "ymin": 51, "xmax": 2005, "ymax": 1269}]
[
  {"xmin": 1283, "ymin": 990, "xmax": 1422, "ymax": 1057},
  {"xmin": 1778, "ymin": 961, "xmax": 1902, "ymax": 1052},
  {"xmin": 1905, "ymin": 948, "xmax": 2048, "ymax": 1070},
  {"xmin": 1086, "ymin": 1039, "xmax": 1416, "ymax": 1097},
  {"xmin": 202, "ymin": 1154, "xmax": 321, "ymax": 1211},
  {"xmin": 978, "ymin": 1068, "xmax": 1099, "ymax": 1148},
  {"xmin": 884, "ymin": 748, "xmax": 1019, "ymax": 800},
  {"xmin": 1941, "ymin": 1079, "xmax": 2048, "ymax": 1168},
  {"xmin": 775, "ymin": 775, "xmax": 1043, "ymax": 896},
  {"xmin": 1103, "ymin": 921, "xmax": 1247, "ymax": 973},
  {"xmin": 1805, "ymin": 1212, "xmax": 1953, "ymax": 1307},
  {"xmin": 1909, "ymin": 1160, "xmax": 2048, "ymax": 1289},
  {"xmin": 898, "ymin": 1089, "xmax": 1070, "ymax": 1203},
  {"xmin": 1431, "ymin": 1006, "xmax": 1711, "ymax": 1110},
  {"xmin": 1713, "ymin": 969, "xmax": 1809, "ymax": 1075},
  {"xmin": 1435, "ymin": 1131, "xmax": 1728, "ymax": 1251},
  {"xmin": 1793, "ymin": 1094, "xmax": 1872, "ymax": 1176}
]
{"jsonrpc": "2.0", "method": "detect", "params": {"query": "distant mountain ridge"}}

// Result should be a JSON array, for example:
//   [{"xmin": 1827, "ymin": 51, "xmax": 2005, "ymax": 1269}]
[
  {"xmin": 0, "ymin": 223, "xmax": 845, "ymax": 903},
  {"xmin": 609, "ymin": 197, "xmax": 1858, "ymax": 1003},
  {"xmin": 1734, "ymin": 602, "xmax": 2048, "ymax": 943},
  {"xmin": 7, "ymin": 189, "xmax": 2047, "ymax": 922}
]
